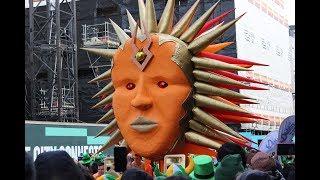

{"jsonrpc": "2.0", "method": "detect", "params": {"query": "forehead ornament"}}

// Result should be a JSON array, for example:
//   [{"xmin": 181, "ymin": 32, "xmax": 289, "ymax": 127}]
[{"xmin": 130, "ymin": 23, "xmax": 153, "ymax": 71}]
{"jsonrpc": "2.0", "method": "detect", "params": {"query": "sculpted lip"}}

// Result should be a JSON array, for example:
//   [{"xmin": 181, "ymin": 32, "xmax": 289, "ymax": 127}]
[{"xmin": 130, "ymin": 116, "xmax": 158, "ymax": 132}]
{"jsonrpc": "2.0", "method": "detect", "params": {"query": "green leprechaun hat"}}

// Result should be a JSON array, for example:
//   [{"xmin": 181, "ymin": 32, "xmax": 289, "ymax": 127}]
[
  {"xmin": 214, "ymin": 154, "xmax": 244, "ymax": 180},
  {"xmin": 189, "ymin": 155, "xmax": 215, "ymax": 180},
  {"xmin": 80, "ymin": 152, "xmax": 92, "ymax": 165},
  {"xmin": 93, "ymin": 152, "xmax": 105, "ymax": 164}
]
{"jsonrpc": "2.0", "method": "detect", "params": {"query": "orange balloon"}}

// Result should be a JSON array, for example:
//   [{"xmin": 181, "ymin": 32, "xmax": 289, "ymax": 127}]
[{"xmin": 112, "ymin": 34, "xmax": 192, "ymax": 160}]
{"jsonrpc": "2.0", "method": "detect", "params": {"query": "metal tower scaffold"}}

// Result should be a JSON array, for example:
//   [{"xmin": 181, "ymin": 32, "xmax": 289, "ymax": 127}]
[
  {"xmin": 25, "ymin": 0, "xmax": 79, "ymax": 122},
  {"xmin": 82, "ymin": 22, "xmax": 120, "ymax": 88}
]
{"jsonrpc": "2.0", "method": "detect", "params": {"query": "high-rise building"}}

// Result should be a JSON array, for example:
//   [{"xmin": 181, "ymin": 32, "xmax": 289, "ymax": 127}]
[{"xmin": 234, "ymin": 0, "xmax": 293, "ymax": 132}]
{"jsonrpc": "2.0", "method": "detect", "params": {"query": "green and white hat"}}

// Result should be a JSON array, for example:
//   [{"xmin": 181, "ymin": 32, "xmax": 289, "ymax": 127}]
[{"xmin": 189, "ymin": 155, "xmax": 215, "ymax": 180}]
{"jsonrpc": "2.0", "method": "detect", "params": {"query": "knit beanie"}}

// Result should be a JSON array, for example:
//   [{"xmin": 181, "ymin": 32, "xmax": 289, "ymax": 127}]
[
  {"xmin": 215, "ymin": 154, "xmax": 245, "ymax": 180},
  {"xmin": 250, "ymin": 152, "xmax": 276, "ymax": 172}
]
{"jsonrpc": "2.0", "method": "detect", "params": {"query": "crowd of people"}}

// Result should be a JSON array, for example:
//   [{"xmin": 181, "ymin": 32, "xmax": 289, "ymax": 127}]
[{"xmin": 25, "ymin": 142, "xmax": 295, "ymax": 180}]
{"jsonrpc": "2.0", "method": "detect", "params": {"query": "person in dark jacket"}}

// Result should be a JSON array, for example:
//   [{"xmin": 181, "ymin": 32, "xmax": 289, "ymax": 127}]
[
  {"xmin": 34, "ymin": 151, "xmax": 86, "ymax": 180},
  {"xmin": 250, "ymin": 152, "xmax": 285, "ymax": 180},
  {"xmin": 236, "ymin": 169, "xmax": 271, "ymax": 180},
  {"xmin": 282, "ymin": 163, "xmax": 295, "ymax": 180},
  {"xmin": 217, "ymin": 142, "xmax": 247, "ymax": 168},
  {"xmin": 25, "ymin": 151, "xmax": 36, "ymax": 180},
  {"xmin": 77, "ymin": 162, "xmax": 95, "ymax": 180},
  {"xmin": 121, "ymin": 168, "xmax": 153, "ymax": 180}
]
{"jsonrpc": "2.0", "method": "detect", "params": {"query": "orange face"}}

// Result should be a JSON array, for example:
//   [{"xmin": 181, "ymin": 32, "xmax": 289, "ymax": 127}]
[{"xmin": 111, "ymin": 34, "xmax": 192, "ymax": 159}]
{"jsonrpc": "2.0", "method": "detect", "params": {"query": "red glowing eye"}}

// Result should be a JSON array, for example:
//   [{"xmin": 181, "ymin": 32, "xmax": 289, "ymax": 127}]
[
  {"xmin": 157, "ymin": 81, "xmax": 168, "ymax": 88},
  {"xmin": 126, "ymin": 83, "xmax": 135, "ymax": 90}
]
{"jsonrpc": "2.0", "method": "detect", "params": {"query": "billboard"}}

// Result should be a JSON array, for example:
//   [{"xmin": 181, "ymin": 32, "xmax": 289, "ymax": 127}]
[
  {"xmin": 234, "ymin": 0, "xmax": 294, "ymax": 130},
  {"xmin": 25, "ymin": 121, "xmax": 112, "ymax": 161}
]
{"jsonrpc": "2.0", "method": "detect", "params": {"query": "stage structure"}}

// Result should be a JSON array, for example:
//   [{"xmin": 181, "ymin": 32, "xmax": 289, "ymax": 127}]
[
  {"xmin": 81, "ymin": 22, "xmax": 120, "ymax": 89},
  {"xmin": 25, "ymin": 0, "xmax": 79, "ymax": 122}
]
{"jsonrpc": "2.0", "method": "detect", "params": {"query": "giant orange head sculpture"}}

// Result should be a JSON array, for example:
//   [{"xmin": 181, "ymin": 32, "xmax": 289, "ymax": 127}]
[{"xmin": 83, "ymin": 0, "xmax": 267, "ymax": 160}]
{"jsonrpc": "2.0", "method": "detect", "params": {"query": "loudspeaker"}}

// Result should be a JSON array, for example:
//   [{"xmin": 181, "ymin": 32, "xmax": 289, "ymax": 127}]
[{"xmin": 114, "ymin": 146, "xmax": 127, "ymax": 172}]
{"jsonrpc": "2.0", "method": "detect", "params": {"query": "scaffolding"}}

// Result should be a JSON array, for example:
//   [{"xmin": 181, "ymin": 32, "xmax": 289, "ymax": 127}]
[
  {"xmin": 25, "ymin": 0, "xmax": 79, "ymax": 122},
  {"xmin": 81, "ymin": 22, "xmax": 120, "ymax": 88}
]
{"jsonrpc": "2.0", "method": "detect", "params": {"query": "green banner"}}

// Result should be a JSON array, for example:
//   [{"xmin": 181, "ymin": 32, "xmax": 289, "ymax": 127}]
[{"xmin": 25, "ymin": 121, "xmax": 113, "ymax": 161}]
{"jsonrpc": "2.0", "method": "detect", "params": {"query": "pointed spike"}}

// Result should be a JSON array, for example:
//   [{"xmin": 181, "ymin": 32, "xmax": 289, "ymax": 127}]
[
  {"xmin": 224, "ymin": 98, "xmax": 258, "ymax": 104},
  {"xmin": 92, "ymin": 82, "xmax": 114, "ymax": 99},
  {"xmin": 193, "ymin": 70, "xmax": 245, "ymax": 86},
  {"xmin": 192, "ymin": 57, "xmax": 251, "ymax": 71},
  {"xmin": 195, "ymin": 8, "xmax": 235, "ymax": 38},
  {"xmin": 109, "ymin": 19, "xmax": 130, "ymax": 45},
  {"xmin": 212, "ymin": 70, "xmax": 268, "ymax": 85},
  {"xmin": 158, "ymin": 0, "xmax": 175, "ymax": 33},
  {"xmin": 96, "ymin": 130, "xmax": 123, "ymax": 154},
  {"xmin": 171, "ymin": 0, "xmax": 201, "ymax": 37},
  {"xmin": 91, "ymin": 93, "xmax": 113, "ymax": 109},
  {"xmin": 215, "ymin": 129, "xmax": 253, "ymax": 144},
  {"xmin": 192, "ymin": 107, "xmax": 243, "ymax": 139},
  {"xmin": 81, "ymin": 48, "xmax": 115, "ymax": 59},
  {"xmin": 189, "ymin": 119, "xmax": 231, "ymax": 143},
  {"xmin": 198, "ymin": 51, "xmax": 268, "ymax": 66},
  {"xmin": 95, "ymin": 119, "xmax": 118, "ymax": 137},
  {"xmin": 145, "ymin": 0, "xmax": 158, "ymax": 33},
  {"xmin": 194, "ymin": 94, "xmax": 250, "ymax": 114},
  {"xmin": 185, "ymin": 131, "xmax": 222, "ymax": 150},
  {"xmin": 194, "ymin": 81, "xmax": 252, "ymax": 99},
  {"xmin": 138, "ymin": 0, "xmax": 146, "ymax": 33},
  {"xmin": 96, "ymin": 109, "xmax": 115, "ymax": 124},
  {"xmin": 237, "ymin": 64, "xmax": 254, "ymax": 68},
  {"xmin": 213, "ymin": 113, "xmax": 257, "ymax": 123},
  {"xmin": 214, "ymin": 129, "xmax": 251, "ymax": 147},
  {"xmin": 180, "ymin": 1, "xmax": 220, "ymax": 42},
  {"xmin": 211, "ymin": 96, "xmax": 239, "ymax": 106},
  {"xmin": 202, "ymin": 42, "xmax": 234, "ymax": 54},
  {"xmin": 216, "ymin": 83, "xmax": 269, "ymax": 90},
  {"xmin": 188, "ymin": 13, "xmax": 246, "ymax": 54},
  {"xmin": 194, "ymin": 21, "xmax": 224, "ymax": 40},
  {"xmin": 206, "ymin": 107, "xmax": 268, "ymax": 120},
  {"xmin": 126, "ymin": 9, "xmax": 142, "ymax": 37},
  {"xmin": 88, "ymin": 69, "xmax": 111, "ymax": 84}
]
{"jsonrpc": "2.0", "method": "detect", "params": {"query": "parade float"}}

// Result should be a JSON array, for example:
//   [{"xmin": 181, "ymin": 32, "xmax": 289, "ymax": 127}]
[{"xmin": 82, "ymin": 0, "xmax": 267, "ymax": 165}]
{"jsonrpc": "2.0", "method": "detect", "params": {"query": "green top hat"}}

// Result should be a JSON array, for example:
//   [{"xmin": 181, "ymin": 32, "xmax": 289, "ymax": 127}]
[
  {"xmin": 189, "ymin": 155, "xmax": 215, "ymax": 180},
  {"xmin": 80, "ymin": 153, "xmax": 92, "ymax": 165},
  {"xmin": 214, "ymin": 154, "xmax": 244, "ymax": 180}
]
